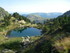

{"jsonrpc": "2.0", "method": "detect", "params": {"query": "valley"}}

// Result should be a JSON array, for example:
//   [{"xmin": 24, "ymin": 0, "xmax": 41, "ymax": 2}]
[{"xmin": 0, "ymin": 7, "xmax": 70, "ymax": 53}]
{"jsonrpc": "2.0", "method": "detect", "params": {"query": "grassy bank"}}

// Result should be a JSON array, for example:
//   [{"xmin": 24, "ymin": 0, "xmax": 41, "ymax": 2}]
[{"xmin": 0, "ymin": 23, "xmax": 19, "ymax": 35}]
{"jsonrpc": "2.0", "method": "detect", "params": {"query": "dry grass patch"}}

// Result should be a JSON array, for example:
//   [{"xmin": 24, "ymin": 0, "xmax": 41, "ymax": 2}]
[{"xmin": 54, "ymin": 37, "xmax": 70, "ymax": 53}]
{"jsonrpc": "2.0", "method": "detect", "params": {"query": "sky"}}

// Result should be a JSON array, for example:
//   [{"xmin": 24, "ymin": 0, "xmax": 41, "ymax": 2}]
[{"xmin": 0, "ymin": 0, "xmax": 70, "ymax": 13}]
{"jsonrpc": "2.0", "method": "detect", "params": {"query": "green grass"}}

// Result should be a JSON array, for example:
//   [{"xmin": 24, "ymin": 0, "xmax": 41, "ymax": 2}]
[
  {"xmin": 0, "ymin": 37, "xmax": 22, "ymax": 50},
  {"xmin": 0, "ymin": 35, "xmax": 41, "ymax": 52}
]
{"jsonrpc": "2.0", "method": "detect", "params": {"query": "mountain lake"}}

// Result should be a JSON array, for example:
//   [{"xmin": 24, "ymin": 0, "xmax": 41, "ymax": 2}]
[{"xmin": 7, "ymin": 27, "xmax": 42, "ymax": 37}]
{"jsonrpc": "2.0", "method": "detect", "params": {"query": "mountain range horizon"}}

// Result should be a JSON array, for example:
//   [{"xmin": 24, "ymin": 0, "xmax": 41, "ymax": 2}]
[{"xmin": 10, "ymin": 12, "xmax": 63, "ymax": 14}]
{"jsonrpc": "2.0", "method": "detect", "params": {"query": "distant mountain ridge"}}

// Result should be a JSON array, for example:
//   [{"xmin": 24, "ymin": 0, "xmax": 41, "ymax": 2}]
[
  {"xmin": 26, "ymin": 14, "xmax": 47, "ymax": 23},
  {"xmin": 30, "ymin": 12, "xmax": 62, "ymax": 18},
  {"xmin": 23, "ymin": 12, "xmax": 62, "ymax": 18},
  {"xmin": 22, "ymin": 12, "xmax": 62, "ymax": 23}
]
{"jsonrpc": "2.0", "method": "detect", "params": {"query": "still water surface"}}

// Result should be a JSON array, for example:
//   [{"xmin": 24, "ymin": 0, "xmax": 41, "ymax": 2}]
[{"xmin": 7, "ymin": 27, "xmax": 42, "ymax": 37}]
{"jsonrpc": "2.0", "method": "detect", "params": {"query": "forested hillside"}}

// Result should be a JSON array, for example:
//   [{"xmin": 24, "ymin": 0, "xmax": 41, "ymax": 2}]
[{"xmin": 23, "ymin": 10, "xmax": 70, "ymax": 53}]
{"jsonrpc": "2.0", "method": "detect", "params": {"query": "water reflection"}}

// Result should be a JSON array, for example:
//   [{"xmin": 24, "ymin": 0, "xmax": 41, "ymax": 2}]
[
  {"xmin": 7, "ymin": 27, "xmax": 42, "ymax": 37},
  {"xmin": 13, "ymin": 27, "xmax": 27, "ymax": 33}
]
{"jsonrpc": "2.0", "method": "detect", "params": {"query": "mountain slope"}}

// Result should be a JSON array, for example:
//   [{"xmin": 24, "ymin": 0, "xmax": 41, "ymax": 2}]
[
  {"xmin": 58, "ymin": 10, "xmax": 70, "ymax": 17},
  {"xmin": 0, "ymin": 7, "xmax": 9, "ymax": 18},
  {"xmin": 63, "ymin": 10, "xmax": 70, "ymax": 16},
  {"xmin": 26, "ymin": 14, "xmax": 47, "ymax": 23}
]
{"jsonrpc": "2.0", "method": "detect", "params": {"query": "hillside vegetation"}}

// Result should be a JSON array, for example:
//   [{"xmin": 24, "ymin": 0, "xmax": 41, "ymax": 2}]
[
  {"xmin": 23, "ymin": 11, "xmax": 70, "ymax": 53},
  {"xmin": 0, "ymin": 7, "xmax": 9, "ymax": 19},
  {"xmin": 0, "ymin": 7, "xmax": 70, "ymax": 53},
  {"xmin": 0, "ymin": 7, "xmax": 31, "ymax": 53}
]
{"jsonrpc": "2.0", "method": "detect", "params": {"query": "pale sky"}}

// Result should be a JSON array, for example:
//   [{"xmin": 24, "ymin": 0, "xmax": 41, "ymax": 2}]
[{"xmin": 0, "ymin": 0, "xmax": 70, "ymax": 13}]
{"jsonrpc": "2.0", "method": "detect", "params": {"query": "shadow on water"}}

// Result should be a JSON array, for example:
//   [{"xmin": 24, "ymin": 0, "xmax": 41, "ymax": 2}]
[{"xmin": 13, "ymin": 27, "xmax": 27, "ymax": 33}]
